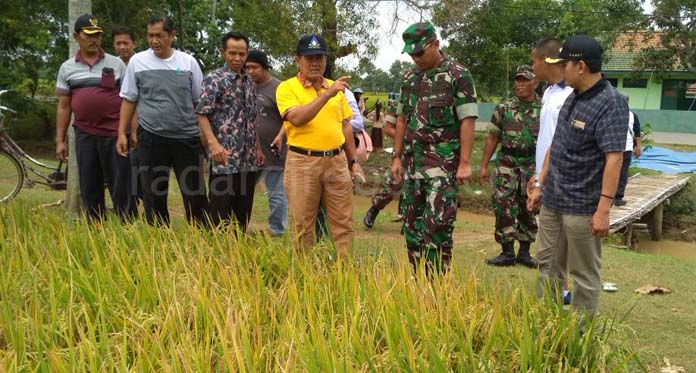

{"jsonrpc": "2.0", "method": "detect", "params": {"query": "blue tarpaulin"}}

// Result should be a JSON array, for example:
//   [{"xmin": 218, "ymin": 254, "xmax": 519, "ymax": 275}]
[{"xmin": 632, "ymin": 146, "xmax": 696, "ymax": 174}]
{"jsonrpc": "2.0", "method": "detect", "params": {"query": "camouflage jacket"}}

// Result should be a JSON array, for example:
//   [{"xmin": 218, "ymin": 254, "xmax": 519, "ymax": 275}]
[
  {"xmin": 487, "ymin": 96, "xmax": 541, "ymax": 166},
  {"xmin": 397, "ymin": 56, "xmax": 478, "ymax": 179}
]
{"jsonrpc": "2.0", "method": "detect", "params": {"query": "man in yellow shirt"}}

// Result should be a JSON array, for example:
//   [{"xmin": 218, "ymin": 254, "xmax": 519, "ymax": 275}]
[{"xmin": 276, "ymin": 34, "xmax": 364, "ymax": 256}]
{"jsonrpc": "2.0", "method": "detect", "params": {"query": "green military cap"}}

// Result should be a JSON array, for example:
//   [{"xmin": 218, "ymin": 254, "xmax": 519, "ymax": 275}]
[
  {"xmin": 514, "ymin": 64, "xmax": 535, "ymax": 80},
  {"xmin": 402, "ymin": 22, "xmax": 437, "ymax": 54}
]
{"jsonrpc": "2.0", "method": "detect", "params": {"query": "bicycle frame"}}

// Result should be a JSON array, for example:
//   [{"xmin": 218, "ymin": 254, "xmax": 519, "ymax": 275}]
[
  {"xmin": 0, "ymin": 131, "xmax": 65, "ymax": 188},
  {"xmin": 0, "ymin": 89, "xmax": 66, "ymax": 190}
]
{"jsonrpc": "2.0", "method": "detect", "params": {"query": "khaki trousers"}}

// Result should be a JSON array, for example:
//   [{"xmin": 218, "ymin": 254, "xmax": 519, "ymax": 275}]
[
  {"xmin": 537, "ymin": 205, "xmax": 602, "ymax": 316},
  {"xmin": 284, "ymin": 151, "xmax": 354, "ymax": 255}
]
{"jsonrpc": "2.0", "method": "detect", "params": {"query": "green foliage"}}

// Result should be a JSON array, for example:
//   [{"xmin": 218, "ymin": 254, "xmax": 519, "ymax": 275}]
[
  {"xmin": 636, "ymin": 0, "xmax": 696, "ymax": 71},
  {"xmin": 0, "ymin": 0, "xmax": 68, "ymax": 97},
  {"xmin": 432, "ymin": 0, "xmax": 645, "ymax": 97},
  {"xmin": 665, "ymin": 179, "xmax": 696, "ymax": 225}
]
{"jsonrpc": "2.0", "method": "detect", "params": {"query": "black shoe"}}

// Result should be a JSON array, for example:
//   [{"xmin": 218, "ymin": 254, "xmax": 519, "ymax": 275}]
[
  {"xmin": 363, "ymin": 206, "xmax": 379, "ymax": 229},
  {"xmin": 516, "ymin": 241, "xmax": 538, "ymax": 268},
  {"xmin": 516, "ymin": 254, "xmax": 538, "ymax": 268},
  {"xmin": 486, "ymin": 242, "xmax": 516, "ymax": 266},
  {"xmin": 614, "ymin": 199, "xmax": 627, "ymax": 207},
  {"xmin": 486, "ymin": 253, "xmax": 516, "ymax": 266}
]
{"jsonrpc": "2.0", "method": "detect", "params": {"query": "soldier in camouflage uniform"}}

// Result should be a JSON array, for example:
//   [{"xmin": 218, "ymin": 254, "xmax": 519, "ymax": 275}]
[
  {"xmin": 479, "ymin": 65, "xmax": 540, "ymax": 267},
  {"xmin": 391, "ymin": 22, "xmax": 478, "ymax": 276},
  {"xmin": 363, "ymin": 99, "xmax": 403, "ymax": 228}
]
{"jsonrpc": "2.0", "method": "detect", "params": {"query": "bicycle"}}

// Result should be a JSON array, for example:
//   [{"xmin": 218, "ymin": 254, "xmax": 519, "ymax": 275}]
[{"xmin": 0, "ymin": 89, "xmax": 67, "ymax": 203}]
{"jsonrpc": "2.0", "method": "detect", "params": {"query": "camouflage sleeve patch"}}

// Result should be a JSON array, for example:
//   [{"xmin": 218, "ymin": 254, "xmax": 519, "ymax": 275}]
[
  {"xmin": 456, "ymin": 103, "xmax": 478, "ymax": 120},
  {"xmin": 454, "ymin": 69, "xmax": 478, "ymax": 120},
  {"xmin": 488, "ymin": 103, "xmax": 505, "ymax": 137}
]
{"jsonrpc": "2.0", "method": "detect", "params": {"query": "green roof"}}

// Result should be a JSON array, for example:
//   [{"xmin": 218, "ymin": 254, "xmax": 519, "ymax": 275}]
[{"xmin": 604, "ymin": 51, "xmax": 638, "ymax": 71}]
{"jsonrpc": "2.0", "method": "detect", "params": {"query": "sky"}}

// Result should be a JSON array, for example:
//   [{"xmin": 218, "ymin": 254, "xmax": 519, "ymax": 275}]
[
  {"xmin": 346, "ymin": 1, "xmax": 655, "ymax": 72},
  {"xmin": 342, "ymin": 2, "xmax": 432, "ymax": 71}
]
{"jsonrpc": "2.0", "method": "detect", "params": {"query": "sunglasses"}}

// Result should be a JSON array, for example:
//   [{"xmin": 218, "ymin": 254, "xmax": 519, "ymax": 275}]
[{"xmin": 409, "ymin": 41, "xmax": 433, "ymax": 57}]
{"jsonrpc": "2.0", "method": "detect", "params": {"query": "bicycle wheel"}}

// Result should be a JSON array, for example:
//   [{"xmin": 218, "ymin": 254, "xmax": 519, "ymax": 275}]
[{"xmin": 0, "ymin": 150, "xmax": 23, "ymax": 202}]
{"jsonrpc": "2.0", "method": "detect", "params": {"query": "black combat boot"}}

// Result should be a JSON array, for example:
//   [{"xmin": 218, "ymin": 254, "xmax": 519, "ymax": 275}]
[
  {"xmin": 516, "ymin": 241, "xmax": 538, "ymax": 268},
  {"xmin": 486, "ymin": 242, "xmax": 516, "ymax": 266},
  {"xmin": 363, "ymin": 206, "xmax": 380, "ymax": 229}
]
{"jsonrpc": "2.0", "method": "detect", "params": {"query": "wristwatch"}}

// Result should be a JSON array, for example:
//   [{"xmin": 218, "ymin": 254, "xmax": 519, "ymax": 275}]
[
  {"xmin": 391, "ymin": 151, "xmax": 402, "ymax": 159},
  {"xmin": 533, "ymin": 181, "xmax": 544, "ymax": 190},
  {"xmin": 349, "ymin": 159, "xmax": 357, "ymax": 167}
]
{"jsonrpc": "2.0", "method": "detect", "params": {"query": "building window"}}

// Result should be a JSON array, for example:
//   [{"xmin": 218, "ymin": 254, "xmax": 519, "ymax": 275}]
[
  {"xmin": 623, "ymin": 78, "xmax": 648, "ymax": 88},
  {"xmin": 607, "ymin": 78, "xmax": 618, "ymax": 87}
]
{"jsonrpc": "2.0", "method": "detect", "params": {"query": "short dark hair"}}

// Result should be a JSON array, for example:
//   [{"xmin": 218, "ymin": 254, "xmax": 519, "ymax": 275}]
[
  {"xmin": 222, "ymin": 32, "xmax": 249, "ymax": 50},
  {"xmin": 112, "ymin": 26, "xmax": 135, "ymax": 42},
  {"xmin": 534, "ymin": 37, "xmax": 562, "ymax": 58},
  {"xmin": 585, "ymin": 60, "xmax": 602, "ymax": 74},
  {"xmin": 147, "ymin": 15, "xmax": 175, "ymax": 33}
]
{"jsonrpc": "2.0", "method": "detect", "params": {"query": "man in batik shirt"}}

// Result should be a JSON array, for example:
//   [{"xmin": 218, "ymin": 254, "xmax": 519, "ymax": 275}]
[{"xmin": 197, "ymin": 32, "xmax": 260, "ymax": 231}]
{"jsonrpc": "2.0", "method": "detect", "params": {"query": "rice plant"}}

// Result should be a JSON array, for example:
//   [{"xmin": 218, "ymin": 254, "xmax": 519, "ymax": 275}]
[{"xmin": 0, "ymin": 202, "xmax": 643, "ymax": 371}]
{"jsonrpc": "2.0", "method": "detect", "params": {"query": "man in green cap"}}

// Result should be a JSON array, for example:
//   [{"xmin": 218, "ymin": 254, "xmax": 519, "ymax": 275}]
[
  {"xmin": 479, "ymin": 65, "xmax": 540, "ymax": 268},
  {"xmin": 391, "ymin": 22, "xmax": 478, "ymax": 277}
]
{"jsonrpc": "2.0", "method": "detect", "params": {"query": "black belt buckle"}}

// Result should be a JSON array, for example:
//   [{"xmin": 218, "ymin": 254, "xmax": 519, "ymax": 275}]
[{"xmin": 323, "ymin": 150, "xmax": 333, "ymax": 157}]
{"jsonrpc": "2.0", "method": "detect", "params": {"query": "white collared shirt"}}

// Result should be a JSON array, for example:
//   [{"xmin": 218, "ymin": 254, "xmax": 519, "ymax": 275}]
[
  {"xmin": 535, "ymin": 82, "xmax": 574, "ymax": 175},
  {"xmin": 625, "ymin": 111, "xmax": 635, "ymax": 151}
]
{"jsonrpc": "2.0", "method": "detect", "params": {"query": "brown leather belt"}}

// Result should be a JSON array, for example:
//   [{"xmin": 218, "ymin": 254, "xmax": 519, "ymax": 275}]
[{"xmin": 289, "ymin": 145, "xmax": 343, "ymax": 157}]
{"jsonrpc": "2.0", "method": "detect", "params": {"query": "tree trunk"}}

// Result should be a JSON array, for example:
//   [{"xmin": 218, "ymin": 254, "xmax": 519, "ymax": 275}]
[
  {"xmin": 66, "ymin": 0, "xmax": 91, "ymax": 215},
  {"xmin": 178, "ymin": 0, "xmax": 185, "ymax": 50},
  {"xmin": 319, "ymin": 0, "xmax": 355, "ymax": 72}
]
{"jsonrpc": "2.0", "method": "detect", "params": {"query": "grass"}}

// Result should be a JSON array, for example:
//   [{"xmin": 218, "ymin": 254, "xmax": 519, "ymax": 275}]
[
  {"xmin": 0, "ymin": 198, "xmax": 645, "ymax": 371},
  {"xmin": 1, "ymin": 137, "xmax": 695, "ymax": 370}
]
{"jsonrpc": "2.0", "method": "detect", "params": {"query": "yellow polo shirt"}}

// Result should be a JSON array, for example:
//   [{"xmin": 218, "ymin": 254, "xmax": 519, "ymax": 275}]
[{"xmin": 276, "ymin": 76, "xmax": 353, "ymax": 150}]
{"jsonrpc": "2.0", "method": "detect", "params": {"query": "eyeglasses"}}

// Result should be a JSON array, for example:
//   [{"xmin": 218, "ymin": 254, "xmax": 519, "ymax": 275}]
[{"xmin": 409, "ymin": 41, "xmax": 433, "ymax": 57}]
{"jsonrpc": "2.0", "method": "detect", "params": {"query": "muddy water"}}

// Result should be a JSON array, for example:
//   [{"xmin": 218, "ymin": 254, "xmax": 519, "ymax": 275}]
[{"xmin": 635, "ymin": 239, "xmax": 696, "ymax": 260}]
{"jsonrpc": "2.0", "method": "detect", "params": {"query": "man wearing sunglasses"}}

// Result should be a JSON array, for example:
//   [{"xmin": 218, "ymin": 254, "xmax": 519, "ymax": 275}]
[{"xmin": 391, "ymin": 22, "xmax": 478, "ymax": 277}]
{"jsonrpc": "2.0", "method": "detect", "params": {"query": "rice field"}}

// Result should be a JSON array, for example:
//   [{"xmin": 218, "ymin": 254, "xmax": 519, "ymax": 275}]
[{"xmin": 0, "ymin": 200, "xmax": 643, "ymax": 371}]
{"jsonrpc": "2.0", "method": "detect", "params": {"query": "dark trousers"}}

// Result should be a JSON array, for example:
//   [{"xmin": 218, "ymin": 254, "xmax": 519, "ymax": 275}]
[
  {"xmin": 208, "ymin": 171, "xmax": 257, "ymax": 231},
  {"xmin": 74, "ymin": 127, "xmax": 136, "ymax": 220},
  {"xmin": 616, "ymin": 151, "xmax": 633, "ymax": 200},
  {"xmin": 136, "ymin": 129, "xmax": 208, "ymax": 225}
]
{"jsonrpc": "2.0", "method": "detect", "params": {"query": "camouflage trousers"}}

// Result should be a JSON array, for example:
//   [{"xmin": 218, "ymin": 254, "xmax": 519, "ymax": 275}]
[
  {"xmin": 400, "ymin": 175, "xmax": 458, "ymax": 275},
  {"xmin": 371, "ymin": 168, "xmax": 403, "ymax": 211},
  {"xmin": 492, "ymin": 162, "xmax": 537, "ymax": 244}
]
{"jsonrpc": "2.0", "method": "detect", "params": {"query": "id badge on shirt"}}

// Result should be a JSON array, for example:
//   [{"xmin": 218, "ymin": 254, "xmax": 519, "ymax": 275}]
[
  {"xmin": 571, "ymin": 119, "xmax": 586, "ymax": 130},
  {"xmin": 101, "ymin": 67, "xmax": 115, "ymax": 89}
]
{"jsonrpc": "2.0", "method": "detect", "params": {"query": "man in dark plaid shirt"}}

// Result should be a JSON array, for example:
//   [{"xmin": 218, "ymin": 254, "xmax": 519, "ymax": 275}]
[{"xmin": 528, "ymin": 35, "xmax": 628, "ymax": 318}]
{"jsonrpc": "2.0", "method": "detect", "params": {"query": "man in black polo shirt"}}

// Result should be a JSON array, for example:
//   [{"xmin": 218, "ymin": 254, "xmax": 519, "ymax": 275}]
[{"xmin": 528, "ymin": 35, "xmax": 628, "ymax": 317}]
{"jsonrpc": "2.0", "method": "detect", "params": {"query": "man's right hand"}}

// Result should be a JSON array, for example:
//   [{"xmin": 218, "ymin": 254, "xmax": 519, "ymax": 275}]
[
  {"xmin": 526, "ymin": 175, "xmax": 538, "ymax": 196},
  {"xmin": 478, "ymin": 166, "xmax": 489, "ymax": 186},
  {"xmin": 56, "ymin": 141, "xmax": 68, "ymax": 161},
  {"xmin": 327, "ymin": 76, "xmax": 351, "ymax": 97},
  {"xmin": 116, "ymin": 134, "xmax": 129, "ymax": 157},
  {"xmin": 391, "ymin": 157, "xmax": 403, "ymax": 184},
  {"xmin": 209, "ymin": 140, "xmax": 231, "ymax": 166},
  {"xmin": 527, "ymin": 187, "xmax": 543, "ymax": 212},
  {"xmin": 129, "ymin": 132, "xmax": 138, "ymax": 152}
]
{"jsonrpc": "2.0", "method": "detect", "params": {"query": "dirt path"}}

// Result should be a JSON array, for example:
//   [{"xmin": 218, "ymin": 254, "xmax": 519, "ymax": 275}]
[{"xmin": 350, "ymin": 195, "xmax": 496, "ymax": 244}]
